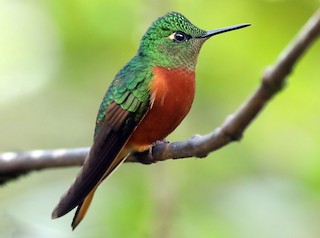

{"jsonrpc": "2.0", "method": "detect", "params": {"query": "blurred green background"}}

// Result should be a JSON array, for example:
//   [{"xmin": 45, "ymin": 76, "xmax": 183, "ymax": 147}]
[{"xmin": 1, "ymin": 0, "xmax": 320, "ymax": 237}]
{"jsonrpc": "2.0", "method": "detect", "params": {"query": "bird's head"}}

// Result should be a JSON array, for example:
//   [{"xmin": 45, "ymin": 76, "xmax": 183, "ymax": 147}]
[{"xmin": 138, "ymin": 12, "xmax": 250, "ymax": 70}]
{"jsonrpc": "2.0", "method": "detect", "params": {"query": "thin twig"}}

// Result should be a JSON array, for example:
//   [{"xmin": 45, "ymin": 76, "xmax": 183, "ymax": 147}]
[{"xmin": 1, "ymin": 9, "xmax": 320, "ymax": 182}]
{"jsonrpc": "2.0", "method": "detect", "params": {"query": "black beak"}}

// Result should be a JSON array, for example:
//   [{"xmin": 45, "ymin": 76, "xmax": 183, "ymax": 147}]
[{"xmin": 200, "ymin": 23, "xmax": 251, "ymax": 38}]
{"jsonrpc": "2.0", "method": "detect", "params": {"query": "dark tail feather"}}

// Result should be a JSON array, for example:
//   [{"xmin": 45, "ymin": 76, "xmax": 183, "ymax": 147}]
[{"xmin": 71, "ymin": 188, "xmax": 96, "ymax": 230}]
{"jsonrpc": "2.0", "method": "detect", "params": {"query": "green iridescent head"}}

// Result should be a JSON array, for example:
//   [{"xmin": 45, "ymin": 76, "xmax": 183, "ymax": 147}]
[{"xmin": 138, "ymin": 12, "xmax": 250, "ymax": 70}]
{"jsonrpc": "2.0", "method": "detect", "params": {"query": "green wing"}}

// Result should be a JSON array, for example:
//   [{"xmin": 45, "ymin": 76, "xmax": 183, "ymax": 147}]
[
  {"xmin": 52, "ymin": 56, "xmax": 153, "ymax": 218},
  {"xmin": 95, "ymin": 58, "xmax": 152, "ymax": 137}
]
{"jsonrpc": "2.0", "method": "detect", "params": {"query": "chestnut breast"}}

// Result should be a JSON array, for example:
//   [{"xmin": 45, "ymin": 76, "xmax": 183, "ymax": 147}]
[{"xmin": 128, "ymin": 66, "xmax": 195, "ymax": 151}]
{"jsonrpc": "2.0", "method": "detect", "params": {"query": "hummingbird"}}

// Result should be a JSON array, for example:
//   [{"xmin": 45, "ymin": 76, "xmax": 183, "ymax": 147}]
[{"xmin": 52, "ymin": 11, "xmax": 250, "ymax": 229}]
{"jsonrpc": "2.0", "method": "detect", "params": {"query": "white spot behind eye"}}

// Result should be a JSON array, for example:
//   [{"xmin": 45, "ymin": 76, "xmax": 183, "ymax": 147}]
[{"xmin": 168, "ymin": 32, "xmax": 175, "ymax": 40}]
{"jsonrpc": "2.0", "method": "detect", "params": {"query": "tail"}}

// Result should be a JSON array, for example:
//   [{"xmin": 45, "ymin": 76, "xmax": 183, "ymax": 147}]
[
  {"xmin": 70, "ymin": 151, "xmax": 127, "ymax": 230},
  {"xmin": 71, "ymin": 188, "xmax": 96, "ymax": 230},
  {"xmin": 51, "ymin": 149, "xmax": 130, "ymax": 229},
  {"xmin": 71, "ymin": 152, "xmax": 127, "ymax": 229}
]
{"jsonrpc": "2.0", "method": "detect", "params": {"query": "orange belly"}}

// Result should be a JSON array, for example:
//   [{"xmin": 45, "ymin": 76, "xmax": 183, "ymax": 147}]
[{"xmin": 127, "ymin": 66, "xmax": 195, "ymax": 151}]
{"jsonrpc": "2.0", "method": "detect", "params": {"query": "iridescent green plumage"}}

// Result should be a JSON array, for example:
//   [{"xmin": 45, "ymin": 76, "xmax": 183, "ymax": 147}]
[
  {"xmin": 95, "ymin": 56, "xmax": 152, "ymax": 137},
  {"xmin": 139, "ymin": 12, "xmax": 206, "ymax": 69}
]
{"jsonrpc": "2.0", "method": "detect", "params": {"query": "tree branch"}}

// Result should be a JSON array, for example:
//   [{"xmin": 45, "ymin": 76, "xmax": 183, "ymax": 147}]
[{"xmin": 1, "ymin": 9, "xmax": 320, "ymax": 183}]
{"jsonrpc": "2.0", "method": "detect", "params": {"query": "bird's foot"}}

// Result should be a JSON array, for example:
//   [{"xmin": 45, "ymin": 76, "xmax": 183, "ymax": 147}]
[
  {"xmin": 133, "ymin": 139, "xmax": 170, "ymax": 164},
  {"xmin": 147, "ymin": 139, "xmax": 170, "ymax": 161}
]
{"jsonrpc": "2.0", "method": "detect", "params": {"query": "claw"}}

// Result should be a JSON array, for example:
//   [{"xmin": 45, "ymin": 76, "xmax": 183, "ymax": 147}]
[{"xmin": 153, "ymin": 139, "xmax": 170, "ymax": 146}]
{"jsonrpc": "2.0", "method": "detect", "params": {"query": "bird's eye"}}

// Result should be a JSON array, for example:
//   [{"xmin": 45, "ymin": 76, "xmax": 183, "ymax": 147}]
[
  {"xmin": 169, "ymin": 31, "xmax": 190, "ymax": 43},
  {"xmin": 174, "ymin": 32, "xmax": 186, "ymax": 42}
]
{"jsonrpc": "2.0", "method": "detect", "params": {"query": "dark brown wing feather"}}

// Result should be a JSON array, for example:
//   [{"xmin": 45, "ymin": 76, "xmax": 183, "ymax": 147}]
[{"xmin": 52, "ymin": 101, "xmax": 146, "ymax": 219}]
